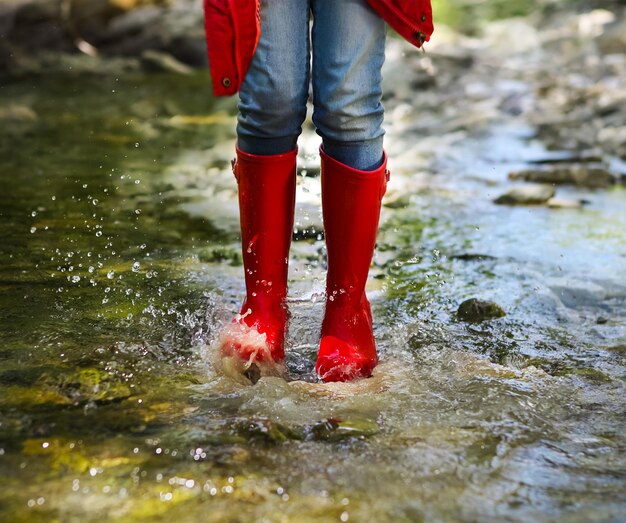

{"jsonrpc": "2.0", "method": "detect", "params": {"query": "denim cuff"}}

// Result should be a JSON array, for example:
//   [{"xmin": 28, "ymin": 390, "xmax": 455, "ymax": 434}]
[
  {"xmin": 237, "ymin": 135, "xmax": 299, "ymax": 156},
  {"xmin": 322, "ymin": 137, "xmax": 384, "ymax": 171}
]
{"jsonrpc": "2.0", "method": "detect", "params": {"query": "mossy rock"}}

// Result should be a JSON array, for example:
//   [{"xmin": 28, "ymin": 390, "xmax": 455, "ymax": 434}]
[
  {"xmin": 310, "ymin": 417, "xmax": 379, "ymax": 441},
  {"xmin": 38, "ymin": 368, "xmax": 132, "ymax": 405},
  {"xmin": 198, "ymin": 246, "xmax": 242, "ymax": 266},
  {"xmin": 457, "ymin": 298, "xmax": 506, "ymax": 322},
  {"xmin": 232, "ymin": 418, "xmax": 302, "ymax": 444}
]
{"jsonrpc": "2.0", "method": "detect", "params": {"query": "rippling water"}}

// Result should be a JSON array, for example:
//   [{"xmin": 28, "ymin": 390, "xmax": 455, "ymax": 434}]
[{"xmin": 0, "ymin": 62, "xmax": 625, "ymax": 522}]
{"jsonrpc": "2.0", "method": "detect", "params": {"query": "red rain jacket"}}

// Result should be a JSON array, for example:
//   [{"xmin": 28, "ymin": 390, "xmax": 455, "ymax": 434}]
[{"xmin": 203, "ymin": 0, "xmax": 433, "ymax": 96}]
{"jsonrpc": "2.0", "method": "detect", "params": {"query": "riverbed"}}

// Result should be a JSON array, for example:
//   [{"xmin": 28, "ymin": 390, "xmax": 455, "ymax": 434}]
[{"xmin": 1, "ymin": 5, "xmax": 625, "ymax": 522}]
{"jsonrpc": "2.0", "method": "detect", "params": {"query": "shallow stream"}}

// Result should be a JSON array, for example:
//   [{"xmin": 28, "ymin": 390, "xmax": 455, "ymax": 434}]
[{"xmin": 1, "ymin": 23, "xmax": 625, "ymax": 522}]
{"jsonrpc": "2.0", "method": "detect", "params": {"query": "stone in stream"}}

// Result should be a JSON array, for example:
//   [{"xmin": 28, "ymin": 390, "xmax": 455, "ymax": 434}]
[
  {"xmin": 310, "ymin": 417, "xmax": 379, "ymax": 441},
  {"xmin": 493, "ymin": 184, "xmax": 555, "ymax": 205},
  {"xmin": 38, "ymin": 368, "xmax": 132, "ymax": 405},
  {"xmin": 509, "ymin": 164, "xmax": 618, "ymax": 188},
  {"xmin": 596, "ymin": 16, "xmax": 626, "ymax": 54},
  {"xmin": 451, "ymin": 253, "xmax": 497, "ymax": 262},
  {"xmin": 140, "ymin": 49, "xmax": 193, "ymax": 74},
  {"xmin": 0, "ymin": 104, "xmax": 37, "ymax": 122},
  {"xmin": 547, "ymin": 197, "xmax": 589, "ymax": 209},
  {"xmin": 457, "ymin": 298, "xmax": 506, "ymax": 322},
  {"xmin": 233, "ymin": 418, "xmax": 302, "ymax": 444}
]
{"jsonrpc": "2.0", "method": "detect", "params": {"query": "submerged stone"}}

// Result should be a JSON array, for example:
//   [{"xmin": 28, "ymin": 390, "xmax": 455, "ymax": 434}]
[
  {"xmin": 451, "ymin": 253, "xmax": 497, "ymax": 261},
  {"xmin": 310, "ymin": 417, "xmax": 379, "ymax": 441},
  {"xmin": 233, "ymin": 418, "xmax": 301, "ymax": 444},
  {"xmin": 384, "ymin": 194, "xmax": 412, "ymax": 209},
  {"xmin": 509, "ymin": 164, "xmax": 618, "ymax": 188},
  {"xmin": 494, "ymin": 184, "xmax": 555, "ymax": 205},
  {"xmin": 547, "ymin": 197, "xmax": 588, "ymax": 209},
  {"xmin": 457, "ymin": 298, "xmax": 506, "ymax": 322},
  {"xmin": 38, "ymin": 368, "xmax": 132, "ymax": 406},
  {"xmin": 198, "ymin": 245, "xmax": 242, "ymax": 266}
]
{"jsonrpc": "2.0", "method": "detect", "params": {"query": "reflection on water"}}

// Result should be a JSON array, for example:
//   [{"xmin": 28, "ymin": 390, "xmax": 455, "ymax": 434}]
[{"xmin": 1, "ymin": 62, "xmax": 625, "ymax": 522}]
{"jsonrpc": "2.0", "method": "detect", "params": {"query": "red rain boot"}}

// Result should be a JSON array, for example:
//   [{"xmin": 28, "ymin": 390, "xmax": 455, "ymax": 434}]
[
  {"xmin": 315, "ymin": 148, "xmax": 389, "ymax": 382},
  {"xmin": 218, "ymin": 146, "xmax": 297, "ymax": 376}
]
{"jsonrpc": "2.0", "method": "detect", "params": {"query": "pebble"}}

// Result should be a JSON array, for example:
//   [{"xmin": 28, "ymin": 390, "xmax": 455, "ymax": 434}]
[
  {"xmin": 493, "ymin": 184, "xmax": 555, "ymax": 205},
  {"xmin": 509, "ymin": 164, "xmax": 617, "ymax": 188},
  {"xmin": 457, "ymin": 298, "xmax": 506, "ymax": 322}
]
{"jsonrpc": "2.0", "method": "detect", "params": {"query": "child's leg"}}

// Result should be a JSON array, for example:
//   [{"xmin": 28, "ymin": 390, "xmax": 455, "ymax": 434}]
[
  {"xmin": 311, "ymin": 0, "xmax": 388, "ymax": 381},
  {"xmin": 311, "ymin": 0, "xmax": 386, "ymax": 170},
  {"xmin": 237, "ymin": 0, "xmax": 311, "ymax": 155},
  {"xmin": 220, "ymin": 0, "xmax": 310, "ymax": 377}
]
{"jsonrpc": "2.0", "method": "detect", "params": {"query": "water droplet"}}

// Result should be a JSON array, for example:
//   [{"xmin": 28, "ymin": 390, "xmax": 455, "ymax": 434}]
[
  {"xmin": 95, "ymin": 231, "xmax": 102, "ymax": 237},
  {"xmin": 30, "ymin": 227, "xmax": 36, "ymax": 234},
  {"xmin": 107, "ymin": 270, "xmax": 115, "ymax": 279},
  {"xmin": 132, "ymin": 262, "xmax": 140, "ymax": 272}
]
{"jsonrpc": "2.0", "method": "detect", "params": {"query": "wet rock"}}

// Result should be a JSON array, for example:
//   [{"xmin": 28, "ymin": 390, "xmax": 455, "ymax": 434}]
[
  {"xmin": 509, "ymin": 164, "xmax": 618, "ymax": 188},
  {"xmin": 43, "ymin": 51, "xmax": 139, "ymax": 75},
  {"xmin": 597, "ymin": 126, "xmax": 626, "ymax": 151},
  {"xmin": 96, "ymin": 0, "xmax": 207, "ymax": 65},
  {"xmin": 197, "ymin": 246, "xmax": 242, "ymax": 266},
  {"xmin": 0, "ymin": 103, "xmax": 38, "ymax": 136},
  {"xmin": 0, "ymin": 104, "xmax": 37, "ymax": 122},
  {"xmin": 493, "ymin": 184, "xmax": 555, "ymax": 205},
  {"xmin": 140, "ymin": 49, "xmax": 193, "ymax": 74},
  {"xmin": 310, "ymin": 417, "xmax": 379, "ymax": 441},
  {"xmin": 384, "ymin": 194, "xmax": 412, "ymax": 209},
  {"xmin": 547, "ymin": 198, "xmax": 588, "ymax": 209},
  {"xmin": 8, "ymin": 0, "xmax": 73, "ymax": 52},
  {"xmin": 103, "ymin": 4, "xmax": 163, "ymax": 41},
  {"xmin": 457, "ymin": 298, "xmax": 506, "ymax": 322},
  {"xmin": 483, "ymin": 19, "xmax": 540, "ymax": 55},
  {"xmin": 38, "ymin": 368, "xmax": 132, "ymax": 405},
  {"xmin": 607, "ymin": 344, "xmax": 626, "ymax": 355},
  {"xmin": 527, "ymin": 151, "xmax": 603, "ymax": 165},
  {"xmin": 451, "ymin": 253, "xmax": 497, "ymax": 262},
  {"xmin": 568, "ymin": 367, "xmax": 613, "ymax": 384},
  {"xmin": 595, "ymin": 16, "xmax": 626, "ymax": 54},
  {"xmin": 233, "ymin": 418, "xmax": 301, "ymax": 444}
]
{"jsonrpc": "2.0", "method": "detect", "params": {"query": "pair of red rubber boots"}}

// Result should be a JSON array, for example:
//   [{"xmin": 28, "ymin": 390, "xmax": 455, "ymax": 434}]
[{"xmin": 218, "ymin": 146, "xmax": 388, "ymax": 382}]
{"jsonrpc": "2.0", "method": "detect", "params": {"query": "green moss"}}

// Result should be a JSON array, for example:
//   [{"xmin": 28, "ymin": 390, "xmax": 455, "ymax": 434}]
[
  {"xmin": 38, "ymin": 368, "xmax": 132, "ymax": 405},
  {"xmin": 311, "ymin": 417, "xmax": 379, "ymax": 441},
  {"xmin": 198, "ymin": 246, "xmax": 242, "ymax": 266}
]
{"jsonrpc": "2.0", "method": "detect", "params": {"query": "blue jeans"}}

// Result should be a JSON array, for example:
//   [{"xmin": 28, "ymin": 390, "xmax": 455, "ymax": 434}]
[{"xmin": 237, "ymin": 0, "xmax": 386, "ymax": 171}]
